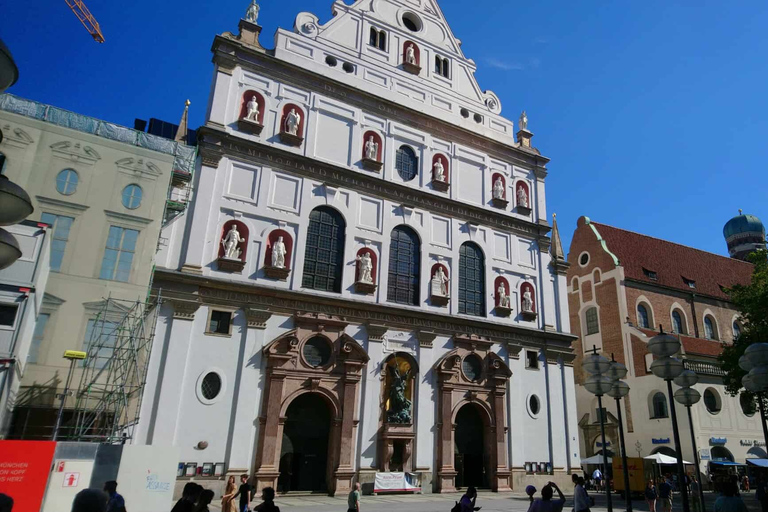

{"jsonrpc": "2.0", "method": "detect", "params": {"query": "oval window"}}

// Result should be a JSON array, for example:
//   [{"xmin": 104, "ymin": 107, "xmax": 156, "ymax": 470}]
[
  {"xmin": 579, "ymin": 252, "xmax": 590, "ymax": 266},
  {"xmin": 303, "ymin": 336, "xmax": 332, "ymax": 367},
  {"xmin": 122, "ymin": 184, "xmax": 143, "ymax": 209},
  {"xmin": 56, "ymin": 169, "xmax": 79, "ymax": 195},
  {"xmin": 740, "ymin": 393, "xmax": 756, "ymax": 417},
  {"xmin": 201, "ymin": 372, "xmax": 222, "ymax": 400},
  {"xmin": 704, "ymin": 388, "xmax": 721, "ymax": 414},
  {"xmin": 462, "ymin": 354, "xmax": 482, "ymax": 382},
  {"xmin": 402, "ymin": 12, "xmax": 422, "ymax": 32},
  {"xmin": 529, "ymin": 395, "xmax": 541, "ymax": 416}
]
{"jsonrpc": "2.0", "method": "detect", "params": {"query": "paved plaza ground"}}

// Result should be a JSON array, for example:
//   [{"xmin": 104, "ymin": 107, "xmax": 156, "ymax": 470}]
[{"xmin": 207, "ymin": 489, "xmax": 766, "ymax": 512}]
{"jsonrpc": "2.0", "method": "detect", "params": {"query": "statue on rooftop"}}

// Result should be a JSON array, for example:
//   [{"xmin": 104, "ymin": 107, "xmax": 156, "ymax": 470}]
[
  {"xmin": 519, "ymin": 111, "xmax": 528, "ymax": 131},
  {"xmin": 245, "ymin": 1, "xmax": 259, "ymax": 23}
]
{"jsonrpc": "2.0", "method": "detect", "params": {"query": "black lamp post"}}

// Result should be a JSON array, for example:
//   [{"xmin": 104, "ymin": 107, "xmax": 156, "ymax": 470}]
[
  {"xmin": 606, "ymin": 356, "xmax": 632, "ymax": 512},
  {"xmin": 582, "ymin": 346, "xmax": 614, "ymax": 512},
  {"xmin": 673, "ymin": 370, "xmax": 706, "ymax": 512}
]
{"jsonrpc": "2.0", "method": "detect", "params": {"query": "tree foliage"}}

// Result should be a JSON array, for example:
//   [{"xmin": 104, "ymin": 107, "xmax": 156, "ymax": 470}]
[{"xmin": 719, "ymin": 250, "xmax": 768, "ymax": 402}]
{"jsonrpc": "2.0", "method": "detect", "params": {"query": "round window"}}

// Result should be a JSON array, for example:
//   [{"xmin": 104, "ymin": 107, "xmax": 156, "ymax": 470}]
[
  {"xmin": 122, "ymin": 184, "xmax": 143, "ymax": 209},
  {"xmin": 402, "ymin": 12, "xmax": 422, "ymax": 32},
  {"xmin": 303, "ymin": 337, "xmax": 332, "ymax": 367},
  {"xmin": 740, "ymin": 393, "xmax": 756, "ymax": 417},
  {"xmin": 201, "ymin": 372, "xmax": 222, "ymax": 400},
  {"xmin": 579, "ymin": 252, "xmax": 590, "ymax": 266},
  {"xmin": 529, "ymin": 395, "xmax": 541, "ymax": 416},
  {"xmin": 462, "ymin": 354, "xmax": 482, "ymax": 382},
  {"xmin": 703, "ymin": 388, "xmax": 721, "ymax": 414},
  {"xmin": 56, "ymin": 169, "xmax": 79, "ymax": 195}
]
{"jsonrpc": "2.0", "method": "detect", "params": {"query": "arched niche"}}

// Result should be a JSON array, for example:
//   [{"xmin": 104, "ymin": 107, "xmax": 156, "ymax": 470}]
[
  {"xmin": 264, "ymin": 229, "xmax": 293, "ymax": 280},
  {"xmin": 379, "ymin": 352, "xmax": 419, "ymax": 472},
  {"xmin": 279, "ymin": 103, "xmax": 305, "ymax": 146},
  {"xmin": 238, "ymin": 90, "xmax": 265, "ymax": 134},
  {"xmin": 515, "ymin": 180, "xmax": 531, "ymax": 215},
  {"xmin": 354, "ymin": 247, "xmax": 377, "ymax": 294},
  {"xmin": 361, "ymin": 130, "xmax": 384, "ymax": 172},
  {"xmin": 430, "ymin": 262, "xmax": 450, "ymax": 306},
  {"xmin": 431, "ymin": 153, "xmax": 450, "ymax": 191},
  {"xmin": 402, "ymin": 41, "xmax": 421, "ymax": 74},
  {"xmin": 520, "ymin": 282, "xmax": 537, "ymax": 320},
  {"xmin": 217, "ymin": 220, "xmax": 249, "ymax": 272},
  {"xmin": 434, "ymin": 334, "xmax": 512, "ymax": 492},
  {"xmin": 490, "ymin": 173, "xmax": 507, "ymax": 208},
  {"xmin": 493, "ymin": 276, "xmax": 512, "ymax": 316}
]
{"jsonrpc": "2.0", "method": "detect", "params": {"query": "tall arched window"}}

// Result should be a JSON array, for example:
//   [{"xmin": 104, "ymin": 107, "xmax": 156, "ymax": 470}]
[
  {"xmin": 369, "ymin": 27, "xmax": 386, "ymax": 51},
  {"xmin": 585, "ymin": 307, "xmax": 599, "ymax": 335},
  {"xmin": 704, "ymin": 316, "xmax": 718, "ymax": 340},
  {"xmin": 387, "ymin": 226, "xmax": 420, "ymax": 305},
  {"xmin": 651, "ymin": 392, "xmax": 668, "ymax": 418},
  {"xmin": 302, "ymin": 206, "xmax": 346, "ymax": 293},
  {"xmin": 733, "ymin": 321, "xmax": 741, "ymax": 339},
  {"xmin": 637, "ymin": 304, "xmax": 650, "ymax": 328},
  {"xmin": 395, "ymin": 145, "xmax": 418, "ymax": 182},
  {"xmin": 672, "ymin": 310, "xmax": 685, "ymax": 334},
  {"xmin": 458, "ymin": 242, "xmax": 485, "ymax": 316}
]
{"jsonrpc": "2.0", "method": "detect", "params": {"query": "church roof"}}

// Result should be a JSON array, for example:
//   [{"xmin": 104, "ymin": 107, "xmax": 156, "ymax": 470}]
[{"xmin": 590, "ymin": 221, "xmax": 753, "ymax": 300}]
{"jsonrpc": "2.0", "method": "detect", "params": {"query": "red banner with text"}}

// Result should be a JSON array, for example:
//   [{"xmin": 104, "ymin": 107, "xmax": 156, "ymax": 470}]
[{"xmin": 0, "ymin": 440, "xmax": 56, "ymax": 512}]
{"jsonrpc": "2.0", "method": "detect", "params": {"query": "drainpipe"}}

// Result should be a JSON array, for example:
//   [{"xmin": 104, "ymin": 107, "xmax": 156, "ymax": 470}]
[{"xmin": 689, "ymin": 293, "xmax": 700, "ymax": 338}]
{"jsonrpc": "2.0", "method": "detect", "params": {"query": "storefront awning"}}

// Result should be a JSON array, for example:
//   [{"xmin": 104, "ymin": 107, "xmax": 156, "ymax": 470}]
[
  {"xmin": 710, "ymin": 461, "xmax": 743, "ymax": 466},
  {"xmin": 747, "ymin": 459, "xmax": 768, "ymax": 468}
]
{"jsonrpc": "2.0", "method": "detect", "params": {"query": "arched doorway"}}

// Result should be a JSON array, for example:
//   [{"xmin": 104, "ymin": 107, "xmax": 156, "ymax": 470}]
[
  {"xmin": 711, "ymin": 446, "xmax": 734, "ymax": 462},
  {"xmin": 454, "ymin": 403, "xmax": 488, "ymax": 489},
  {"xmin": 651, "ymin": 446, "xmax": 677, "ymax": 458},
  {"xmin": 279, "ymin": 393, "xmax": 331, "ymax": 492}
]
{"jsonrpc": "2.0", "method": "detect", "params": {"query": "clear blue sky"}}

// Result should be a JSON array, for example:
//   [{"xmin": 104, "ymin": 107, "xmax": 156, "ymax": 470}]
[{"xmin": 4, "ymin": 1, "xmax": 767, "ymax": 257}]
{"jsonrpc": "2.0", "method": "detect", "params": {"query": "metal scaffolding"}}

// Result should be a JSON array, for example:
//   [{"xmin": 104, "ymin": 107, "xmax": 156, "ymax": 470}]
[{"xmin": 68, "ymin": 295, "xmax": 160, "ymax": 443}]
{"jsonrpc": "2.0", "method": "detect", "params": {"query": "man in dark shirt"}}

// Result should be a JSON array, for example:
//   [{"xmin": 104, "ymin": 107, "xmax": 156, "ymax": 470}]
[
  {"xmin": 233, "ymin": 474, "xmax": 252, "ymax": 512},
  {"xmin": 171, "ymin": 482, "xmax": 203, "ymax": 512},
  {"xmin": 104, "ymin": 480, "xmax": 126, "ymax": 512}
]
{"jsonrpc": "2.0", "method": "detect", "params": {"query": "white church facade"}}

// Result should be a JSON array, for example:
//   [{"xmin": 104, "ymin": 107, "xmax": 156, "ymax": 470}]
[{"xmin": 136, "ymin": 0, "xmax": 580, "ymax": 495}]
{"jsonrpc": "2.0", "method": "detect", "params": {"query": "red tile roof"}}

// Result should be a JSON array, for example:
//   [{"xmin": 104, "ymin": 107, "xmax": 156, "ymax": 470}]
[{"xmin": 592, "ymin": 222, "xmax": 753, "ymax": 300}]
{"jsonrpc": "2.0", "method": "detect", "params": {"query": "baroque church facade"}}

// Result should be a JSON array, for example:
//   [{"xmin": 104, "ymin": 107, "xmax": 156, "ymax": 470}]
[{"xmin": 136, "ymin": 0, "xmax": 580, "ymax": 494}]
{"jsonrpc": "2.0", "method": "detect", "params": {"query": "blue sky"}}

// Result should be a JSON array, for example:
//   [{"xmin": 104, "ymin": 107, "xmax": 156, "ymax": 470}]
[{"xmin": 4, "ymin": 0, "xmax": 767, "ymax": 257}]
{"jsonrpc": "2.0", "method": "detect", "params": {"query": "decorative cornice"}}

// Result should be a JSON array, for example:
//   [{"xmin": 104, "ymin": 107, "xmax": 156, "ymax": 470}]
[
  {"xmin": 154, "ymin": 268, "xmax": 577, "ymax": 355},
  {"xmin": 198, "ymin": 127, "xmax": 552, "ymax": 241},
  {"xmin": 50, "ymin": 140, "xmax": 101, "ymax": 165},
  {"xmin": 366, "ymin": 323, "xmax": 388, "ymax": 342},
  {"xmin": 245, "ymin": 307, "xmax": 272, "ymax": 329},
  {"xmin": 417, "ymin": 330, "xmax": 438, "ymax": 348},
  {"xmin": 104, "ymin": 210, "xmax": 154, "ymax": 226},
  {"xmin": 115, "ymin": 157, "xmax": 162, "ymax": 179},
  {"xmin": 1, "ymin": 123, "xmax": 34, "ymax": 148},
  {"xmin": 168, "ymin": 298, "xmax": 200, "ymax": 320},
  {"xmin": 36, "ymin": 195, "xmax": 89, "ymax": 213}
]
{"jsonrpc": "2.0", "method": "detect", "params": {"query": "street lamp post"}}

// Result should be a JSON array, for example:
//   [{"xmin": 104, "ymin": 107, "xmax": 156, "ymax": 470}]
[
  {"xmin": 582, "ymin": 346, "xmax": 614, "ymax": 512},
  {"xmin": 674, "ymin": 370, "xmax": 706, "ymax": 512},
  {"xmin": 52, "ymin": 350, "xmax": 87, "ymax": 440},
  {"xmin": 606, "ymin": 356, "xmax": 632, "ymax": 512},
  {"xmin": 740, "ymin": 348, "xmax": 768, "ymax": 449},
  {"xmin": 648, "ymin": 328, "xmax": 690, "ymax": 512}
]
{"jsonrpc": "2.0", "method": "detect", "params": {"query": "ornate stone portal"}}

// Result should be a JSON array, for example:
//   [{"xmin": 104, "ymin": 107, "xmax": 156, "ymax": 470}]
[
  {"xmin": 254, "ymin": 313, "xmax": 369, "ymax": 496},
  {"xmin": 379, "ymin": 353, "xmax": 418, "ymax": 473},
  {"xmin": 435, "ymin": 335, "xmax": 512, "ymax": 492}
]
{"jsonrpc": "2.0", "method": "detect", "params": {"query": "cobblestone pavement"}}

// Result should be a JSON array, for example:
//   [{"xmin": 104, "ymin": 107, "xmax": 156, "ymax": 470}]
[{"xmin": 208, "ymin": 490, "xmax": 765, "ymax": 512}]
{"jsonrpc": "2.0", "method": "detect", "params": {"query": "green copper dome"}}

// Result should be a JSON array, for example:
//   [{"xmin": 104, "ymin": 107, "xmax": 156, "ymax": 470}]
[{"xmin": 723, "ymin": 212, "xmax": 765, "ymax": 240}]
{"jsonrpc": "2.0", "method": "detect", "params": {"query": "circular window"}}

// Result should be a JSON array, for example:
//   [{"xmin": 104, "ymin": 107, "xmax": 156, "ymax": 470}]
[
  {"xmin": 201, "ymin": 372, "xmax": 222, "ymax": 400},
  {"xmin": 342, "ymin": 62, "xmax": 355, "ymax": 73},
  {"xmin": 740, "ymin": 393, "xmax": 756, "ymax": 417},
  {"xmin": 460, "ymin": 108, "xmax": 470, "ymax": 118},
  {"xmin": 528, "ymin": 395, "xmax": 541, "ymax": 416},
  {"xmin": 703, "ymin": 388, "xmax": 721, "ymax": 414},
  {"xmin": 462, "ymin": 354, "xmax": 482, "ymax": 382},
  {"xmin": 122, "ymin": 184, "xmax": 143, "ymax": 209},
  {"xmin": 473, "ymin": 113, "xmax": 483, "ymax": 124},
  {"xmin": 303, "ymin": 337, "xmax": 332, "ymax": 367},
  {"xmin": 402, "ymin": 12, "xmax": 422, "ymax": 32},
  {"xmin": 579, "ymin": 252, "xmax": 590, "ymax": 267},
  {"xmin": 56, "ymin": 169, "xmax": 79, "ymax": 195},
  {"xmin": 325, "ymin": 55, "xmax": 338, "ymax": 67}
]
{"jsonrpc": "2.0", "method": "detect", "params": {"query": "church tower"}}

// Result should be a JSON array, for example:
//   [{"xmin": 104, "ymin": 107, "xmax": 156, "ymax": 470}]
[{"xmin": 723, "ymin": 210, "xmax": 766, "ymax": 261}]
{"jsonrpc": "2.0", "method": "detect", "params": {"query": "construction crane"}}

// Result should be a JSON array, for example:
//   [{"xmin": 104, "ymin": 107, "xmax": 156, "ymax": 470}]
[{"xmin": 65, "ymin": 0, "xmax": 104, "ymax": 43}]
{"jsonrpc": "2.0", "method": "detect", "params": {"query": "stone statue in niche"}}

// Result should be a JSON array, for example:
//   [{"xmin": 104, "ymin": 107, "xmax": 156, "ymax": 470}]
[
  {"xmin": 519, "ymin": 110, "xmax": 528, "ymax": 131},
  {"xmin": 284, "ymin": 108, "xmax": 301, "ymax": 136},
  {"xmin": 387, "ymin": 361, "xmax": 412, "ymax": 424},
  {"xmin": 497, "ymin": 282, "xmax": 511, "ymax": 309},
  {"xmin": 492, "ymin": 176, "xmax": 504, "ymax": 200},
  {"xmin": 405, "ymin": 44, "xmax": 416, "ymax": 65},
  {"xmin": 522, "ymin": 288, "xmax": 534, "ymax": 313},
  {"xmin": 245, "ymin": 0, "xmax": 259, "ymax": 23},
  {"xmin": 245, "ymin": 96, "xmax": 260, "ymax": 122},
  {"xmin": 221, "ymin": 225, "xmax": 245, "ymax": 260},
  {"xmin": 356, "ymin": 252, "xmax": 374, "ymax": 284},
  {"xmin": 365, "ymin": 136, "xmax": 379, "ymax": 161},
  {"xmin": 433, "ymin": 158, "xmax": 445, "ymax": 182},
  {"xmin": 432, "ymin": 267, "xmax": 449, "ymax": 297},
  {"xmin": 517, "ymin": 185, "xmax": 529, "ymax": 208},
  {"xmin": 271, "ymin": 236, "xmax": 287, "ymax": 268}
]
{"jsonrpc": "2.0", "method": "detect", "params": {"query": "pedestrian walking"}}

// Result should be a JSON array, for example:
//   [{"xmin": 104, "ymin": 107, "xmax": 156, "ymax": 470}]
[
  {"xmin": 592, "ymin": 468, "xmax": 603, "ymax": 492},
  {"xmin": 756, "ymin": 475, "xmax": 768, "ymax": 512},
  {"xmin": 527, "ymin": 481, "xmax": 566, "ymax": 512},
  {"xmin": 690, "ymin": 476, "xmax": 702, "ymax": 512},
  {"xmin": 572, "ymin": 475, "xmax": 591, "ymax": 512},
  {"xmin": 645, "ymin": 479, "xmax": 657, "ymax": 512},
  {"xmin": 233, "ymin": 474, "xmax": 253, "ymax": 512},
  {"xmin": 459, "ymin": 486, "xmax": 481, "ymax": 512},
  {"xmin": 658, "ymin": 475, "xmax": 673, "ymax": 512},
  {"xmin": 348, "ymin": 482, "xmax": 361, "ymax": 512},
  {"xmin": 253, "ymin": 487, "xmax": 279, "ymax": 512},
  {"xmin": 222, "ymin": 476, "xmax": 238, "ymax": 512},
  {"xmin": 194, "ymin": 490, "xmax": 216, "ymax": 512},
  {"xmin": 71, "ymin": 489, "xmax": 108, "ymax": 512},
  {"xmin": 104, "ymin": 480, "xmax": 126, "ymax": 512},
  {"xmin": 172, "ymin": 483, "xmax": 203, "ymax": 512},
  {"xmin": 714, "ymin": 481, "xmax": 748, "ymax": 512}
]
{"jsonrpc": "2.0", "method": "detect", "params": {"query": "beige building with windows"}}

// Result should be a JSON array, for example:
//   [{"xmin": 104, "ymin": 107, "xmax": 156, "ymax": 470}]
[{"xmin": 0, "ymin": 94, "xmax": 194, "ymax": 439}]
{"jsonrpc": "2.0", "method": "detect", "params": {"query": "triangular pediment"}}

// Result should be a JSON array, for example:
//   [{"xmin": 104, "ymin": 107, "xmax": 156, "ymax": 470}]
[
  {"xmin": 50, "ymin": 140, "xmax": 101, "ymax": 165},
  {"xmin": 115, "ymin": 157, "xmax": 162, "ymax": 178},
  {"xmin": 1, "ymin": 123, "xmax": 35, "ymax": 148}
]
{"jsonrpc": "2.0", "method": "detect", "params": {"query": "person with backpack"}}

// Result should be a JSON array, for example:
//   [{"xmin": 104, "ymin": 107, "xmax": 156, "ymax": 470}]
[{"xmin": 645, "ymin": 479, "xmax": 658, "ymax": 512}]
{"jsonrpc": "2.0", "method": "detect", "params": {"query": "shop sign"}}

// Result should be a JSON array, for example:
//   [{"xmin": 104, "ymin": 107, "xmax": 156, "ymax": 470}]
[
  {"xmin": 596, "ymin": 442, "xmax": 612, "ymax": 447},
  {"xmin": 652, "ymin": 438, "xmax": 670, "ymax": 444},
  {"xmin": 700, "ymin": 449, "xmax": 711, "ymax": 460},
  {"xmin": 710, "ymin": 437, "xmax": 727, "ymax": 445},
  {"xmin": 740, "ymin": 439, "xmax": 767, "ymax": 447}
]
